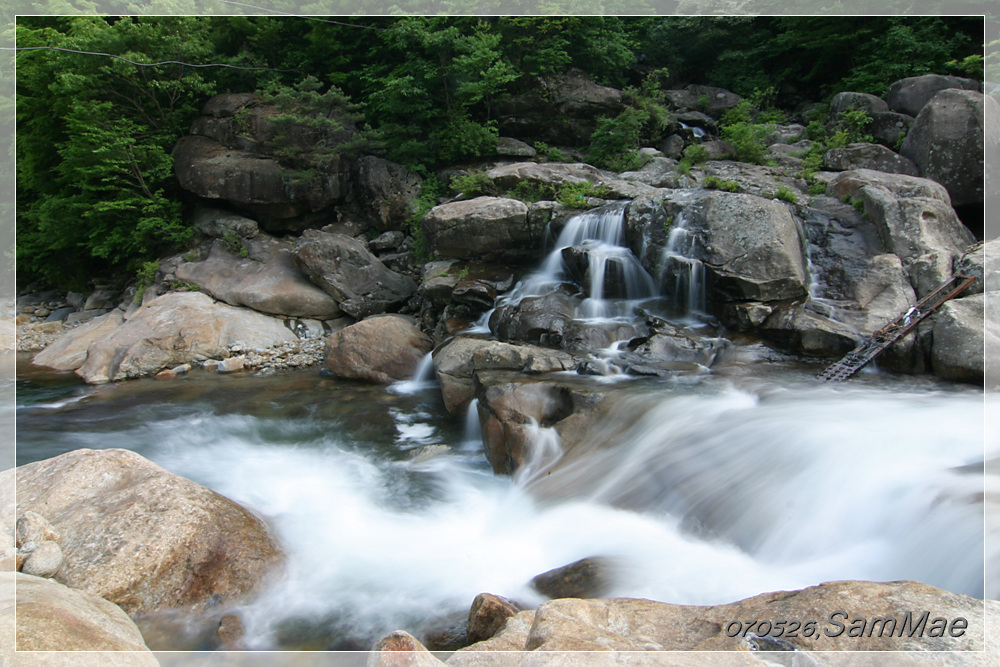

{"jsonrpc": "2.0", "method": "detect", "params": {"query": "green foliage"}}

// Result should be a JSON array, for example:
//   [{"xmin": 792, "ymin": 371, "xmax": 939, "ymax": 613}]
[
  {"xmin": 407, "ymin": 176, "xmax": 446, "ymax": 262},
  {"xmin": 586, "ymin": 108, "xmax": 650, "ymax": 172},
  {"xmin": 508, "ymin": 180, "xmax": 556, "ymax": 204},
  {"xmin": 677, "ymin": 144, "xmax": 709, "ymax": 174},
  {"xmin": 774, "ymin": 185, "xmax": 798, "ymax": 204},
  {"xmin": 133, "ymin": 260, "xmax": 160, "ymax": 303},
  {"xmin": 718, "ymin": 97, "xmax": 776, "ymax": 165},
  {"xmin": 702, "ymin": 176, "xmax": 741, "ymax": 192},
  {"xmin": 808, "ymin": 181, "xmax": 828, "ymax": 196},
  {"xmin": 533, "ymin": 142, "xmax": 571, "ymax": 163},
  {"xmin": 450, "ymin": 171, "xmax": 498, "ymax": 198},
  {"xmin": 222, "ymin": 230, "xmax": 250, "ymax": 258},
  {"xmin": 556, "ymin": 181, "xmax": 611, "ymax": 209}
]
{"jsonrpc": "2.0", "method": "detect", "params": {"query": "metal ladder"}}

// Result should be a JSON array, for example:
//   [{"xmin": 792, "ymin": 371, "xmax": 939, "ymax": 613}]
[{"xmin": 816, "ymin": 274, "xmax": 976, "ymax": 382}]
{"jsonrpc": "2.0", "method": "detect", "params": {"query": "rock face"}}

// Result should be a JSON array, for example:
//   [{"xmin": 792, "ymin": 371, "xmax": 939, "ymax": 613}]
[
  {"xmin": 294, "ymin": 230, "xmax": 417, "ymax": 319},
  {"xmin": 3, "ymin": 572, "xmax": 156, "ymax": 656},
  {"xmin": 496, "ymin": 68, "xmax": 624, "ymax": 144},
  {"xmin": 885, "ymin": 74, "xmax": 981, "ymax": 117},
  {"xmin": 422, "ymin": 197, "xmax": 542, "ymax": 264},
  {"xmin": 899, "ymin": 89, "xmax": 991, "ymax": 208},
  {"xmin": 173, "ymin": 92, "xmax": 354, "ymax": 231},
  {"xmin": 931, "ymin": 293, "xmax": 985, "ymax": 384},
  {"xmin": 175, "ymin": 234, "xmax": 342, "ymax": 319},
  {"xmin": 73, "ymin": 292, "xmax": 297, "ymax": 384},
  {"xmin": 323, "ymin": 315, "xmax": 432, "ymax": 384},
  {"xmin": 356, "ymin": 156, "xmax": 423, "ymax": 232},
  {"xmin": 14, "ymin": 448, "xmax": 283, "ymax": 616}
]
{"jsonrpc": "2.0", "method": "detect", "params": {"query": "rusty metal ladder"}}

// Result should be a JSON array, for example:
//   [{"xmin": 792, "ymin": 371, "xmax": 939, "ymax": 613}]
[{"xmin": 816, "ymin": 274, "xmax": 976, "ymax": 382}]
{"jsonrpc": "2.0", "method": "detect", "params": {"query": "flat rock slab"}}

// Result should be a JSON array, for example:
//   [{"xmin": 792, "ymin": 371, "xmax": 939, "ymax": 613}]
[
  {"xmin": 14, "ymin": 448, "xmax": 283, "ymax": 616},
  {"xmin": 74, "ymin": 291, "xmax": 297, "ymax": 384}
]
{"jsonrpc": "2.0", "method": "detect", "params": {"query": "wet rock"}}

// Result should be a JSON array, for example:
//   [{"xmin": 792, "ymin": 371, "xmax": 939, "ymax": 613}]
[
  {"xmin": 931, "ymin": 293, "xmax": 985, "ymax": 384},
  {"xmin": 176, "ymin": 234, "xmax": 342, "ymax": 319},
  {"xmin": 14, "ymin": 448, "xmax": 283, "ymax": 615},
  {"xmin": 953, "ymin": 240, "xmax": 1000, "ymax": 295},
  {"xmin": 422, "ymin": 196, "xmax": 540, "ymax": 264},
  {"xmin": 3, "ymin": 571, "xmax": 156, "ymax": 655},
  {"xmin": 466, "ymin": 593, "xmax": 522, "ymax": 644},
  {"xmin": 217, "ymin": 613, "xmax": 245, "ymax": 645},
  {"xmin": 432, "ymin": 337, "xmax": 578, "ymax": 415},
  {"xmin": 530, "ymin": 557, "xmax": 616, "ymax": 600},
  {"xmin": 417, "ymin": 610, "xmax": 468, "ymax": 651},
  {"xmin": 323, "ymin": 315, "xmax": 432, "ymax": 384},
  {"xmin": 155, "ymin": 368, "xmax": 178, "ymax": 380},
  {"xmin": 624, "ymin": 329, "xmax": 726, "ymax": 368},
  {"xmin": 294, "ymin": 230, "xmax": 417, "ymax": 319},
  {"xmin": 519, "ymin": 580, "xmax": 986, "ymax": 651},
  {"xmin": 899, "ymin": 89, "xmax": 994, "ymax": 208},
  {"xmin": 216, "ymin": 355, "xmax": 245, "ymax": 374},
  {"xmin": 885, "ymin": 74, "xmax": 981, "ymax": 117},
  {"xmin": 760, "ymin": 305, "xmax": 859, "ymax": 357},
  {"xmin": 73, "ymin": 292, "xmax": 296, "ymax": 384},
  {"xmin": 357, "ymin": 156, "xmax": 423, "ymax": 233},
  {"xmin": 21, "ymin": 540, "xmax": 63, "ymax": 579},
  {"xmin": 489, "ymin": 291, "xmax": 577, "ymax": 347},
  {"xmin": 823, "ymin": 142, "xmax": 919, "ymax": 175}
]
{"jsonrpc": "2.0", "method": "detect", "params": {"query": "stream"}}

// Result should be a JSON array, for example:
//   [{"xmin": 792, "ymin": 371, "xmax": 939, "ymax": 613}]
[{"xmin": 14, "ymin": 358, "xmax": 993, "ymax": 651}]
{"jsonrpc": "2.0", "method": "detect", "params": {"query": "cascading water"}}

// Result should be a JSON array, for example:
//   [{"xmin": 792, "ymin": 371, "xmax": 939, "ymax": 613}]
[{"xmin": 660, "ymin": 211, "xmax": 706, "ymax": 316}]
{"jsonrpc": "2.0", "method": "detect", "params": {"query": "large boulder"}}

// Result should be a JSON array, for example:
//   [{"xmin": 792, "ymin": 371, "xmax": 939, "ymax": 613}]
[
  {"xmin": 175, "ymin": 234, "xmax": 342, "ymax": 319},
  {"xmin": 931, "ymin": 293, "xmax": 985, "ymax": 385},
  {"xmin": 73, "ymin": 292, "xmax": 297, "ymax": 384},
  {"xmin": 513, "ymin": 580, "xmax": 986, "ymax": 651},
  {"xmin": 828, "ymin": 169, "xmax": 976, "ymax": 296},
  {"xmin": 294, "ymin": 230, "xmax": 417, "ymax": 319},
  {"xmin": 829, "ymin": 91, "xmax": 890, "ymax": 115},
  {"xmin": 489, "ymin": 292, "xmax": 578, "ymax": 347},
  {"xmin": 14, "ymin": 448, "xmax": 283, "ymax": 616},
  {"xmin": 356, "ymin": 156, "xmax": 423, "ymax": 232},
  {"xmin": 899, "ymin": 89, "xmax": 993, "ymax": 208},
  {"xmin": 31, "ymin": 310, "xmax": 125, "ymax": 372},
  {"xmin": 495, "ymin": 69, "xmax": 624, "ymax": 145},
  {"xmin": 867, "ymin": 110, "xmax": 915, "ymax": 149},
  {"xmin": 823, "ymin": 142, "xmax": 919, "ymax": 176},
  {"xmin": 885, "ymin": 74, "xmax": 981, "ymax": 117},
  {"xmin": 2, "ymin": 572, "xmax": 156, "ymax": 656},
  {"xmin": 432, "ymin": 337, "xmax": 577, "ymax": 415},
  {"xmin": 323, "ymin": 315, "xmax": 432, "ymax": 384},
  {"xmin": 422, "ymin": 197, "xmax": 543, "ymax": 264},
  {"xmin": 173, "ymin": 92, "xmax": 354, "ymax": 231}
]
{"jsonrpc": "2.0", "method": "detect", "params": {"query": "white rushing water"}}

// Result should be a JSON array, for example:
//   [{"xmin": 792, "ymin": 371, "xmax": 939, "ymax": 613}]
[{"xmin": 98, "ymin": 376, "xmax": 986, "ymax": 649}]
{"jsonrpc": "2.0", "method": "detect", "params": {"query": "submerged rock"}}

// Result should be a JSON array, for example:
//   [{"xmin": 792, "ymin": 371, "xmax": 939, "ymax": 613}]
[
  {"xmin": 14, "ymin": 448, "xmax": 284, "ymax": 616},
  {"xmin": 530, "ymin": 556, "xmax": 617, "ymax": 600}
]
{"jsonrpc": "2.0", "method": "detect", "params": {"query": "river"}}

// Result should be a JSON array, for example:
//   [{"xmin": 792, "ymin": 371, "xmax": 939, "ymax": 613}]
[{"xmin": 13, "ymin": 355, "xmax": 993, "ymax": 651}]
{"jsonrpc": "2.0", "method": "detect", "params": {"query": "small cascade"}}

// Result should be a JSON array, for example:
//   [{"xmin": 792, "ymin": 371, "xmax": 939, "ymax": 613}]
[
  {"xmin": 679, "ymin": 121, "xmax": 707, "ymax": 142},
  {"xmin": 659, "ymin": 212, "xmax": 706, "ymax": 316},
  {"xmin": 497, "ymin": 202, "xmax": 660, "ymax": 323},
  {"xmin": 388, "ymin": 352, "xmax": 436, "ymax": 395},
  {"xmin": 460, "ymin": 399, "xmax": 482, "ymax": 452},
  {"xmin": 513, "ymin": 421, "xmax": 563, "ymax": 487}
]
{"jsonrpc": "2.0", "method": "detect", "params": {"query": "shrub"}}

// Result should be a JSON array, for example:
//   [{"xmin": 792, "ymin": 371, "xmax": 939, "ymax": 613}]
[
  {"xmin": 775, "ymin": 185, "xmax": 798, "ymax": 204},
  {"xmin": 702, "ymin": 175, "xmax": 741, "ymax": 192},
  {"xmin": 450, "ymin": 171, "xmax": 497, "ymax": 198}
]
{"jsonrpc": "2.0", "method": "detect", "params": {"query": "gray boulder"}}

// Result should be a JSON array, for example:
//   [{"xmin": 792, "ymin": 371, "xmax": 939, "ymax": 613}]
[
  {"xmin": 823, "ymin": 142, "xmax": 919, "ymax": 176},
  {"xmin": 14, "ymin": 448, "xmax": 283, "ymax": 616},
  {"xmin": 682, "ymin": 84, "xmax": 742, "ymax": 118},
  {"xmin": 489, "ymin": 292, "xmax": 578, "ymax": 347},
  {"xmin": 931, "ymin": 293, "xmax": 985, "ymax": 384},
  {"xmin": 868, "ymin": 110, "xmax": 915, "ymax": 148},
  {"xmin": 899, "ymin": 89, "xmax": 993, "ymax": 207},
  {"xmin": 885, "ymin": 74, "xmax": 981, "ymax": 117},
  {"xmin": 191, "ymin": 207, "xmax": 259, "ymax": 239},
  {"xmin": 830, "ymin": 91, "xmax": 890, "ymax": 115},
  {"xmin": 356, "ymin": 156, "xmax": 423, "ymax": 232},
  {"xmin": 74, "ymin": 291, "xmax": 297, "ymax": 384},
  {"xmin": 176, "ymin": 234, "xmax": 342, "ymax": 319},
  {"xmin": 322, "ymin": 314, "xmax": 432, "ymax": 384},
  {"xmin": 294, "ymin": 230, "xmax": 417, "ymax": 319},
  {"xmin": 422, "ymin": 197, "xmax": 543, "ymax": 264}
]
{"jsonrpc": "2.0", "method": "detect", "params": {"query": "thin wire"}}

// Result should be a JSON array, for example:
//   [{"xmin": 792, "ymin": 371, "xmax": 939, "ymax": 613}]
[
  {"xmin": 7, "ymin": 45, "xmax": 299, "ymax": 71},
  {"xmin": 213, "ymin": 0, "xmax": 388, "ymax": 30}
]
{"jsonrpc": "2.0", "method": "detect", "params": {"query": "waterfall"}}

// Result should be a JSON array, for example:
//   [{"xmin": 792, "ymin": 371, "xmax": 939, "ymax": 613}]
[
  {"xmin": 388, "ymin": 352, "xmax": 436, "ymax": 395},
  {"xmin": 660, "ymin": 211, "xmax": 706, "ymax": 316}
]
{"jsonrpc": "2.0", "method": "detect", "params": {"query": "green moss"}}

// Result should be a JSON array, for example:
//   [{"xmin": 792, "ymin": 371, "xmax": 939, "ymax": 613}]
[
  {"xmin": 702, "ymin": 175, "xmax": 741, "ymax": 192},
  {"xmin": 775, "ymin": 185, "xmax": 798, "ymax": 204}
]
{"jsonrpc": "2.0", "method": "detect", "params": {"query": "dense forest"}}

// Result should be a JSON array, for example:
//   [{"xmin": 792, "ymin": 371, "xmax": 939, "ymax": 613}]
[{"xmin": 15, "ymin": 15, "xmax": 985, "ymax": 290}]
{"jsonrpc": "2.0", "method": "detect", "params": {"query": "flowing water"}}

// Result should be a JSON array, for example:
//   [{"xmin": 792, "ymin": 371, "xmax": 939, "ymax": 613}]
[
  {"xmin": 15, "ymin": 360, "xmax": 992, "ymax": 651},
  {"xmin": 12, "ymin": 203, "xmax": 994, "ymax": 651}
]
